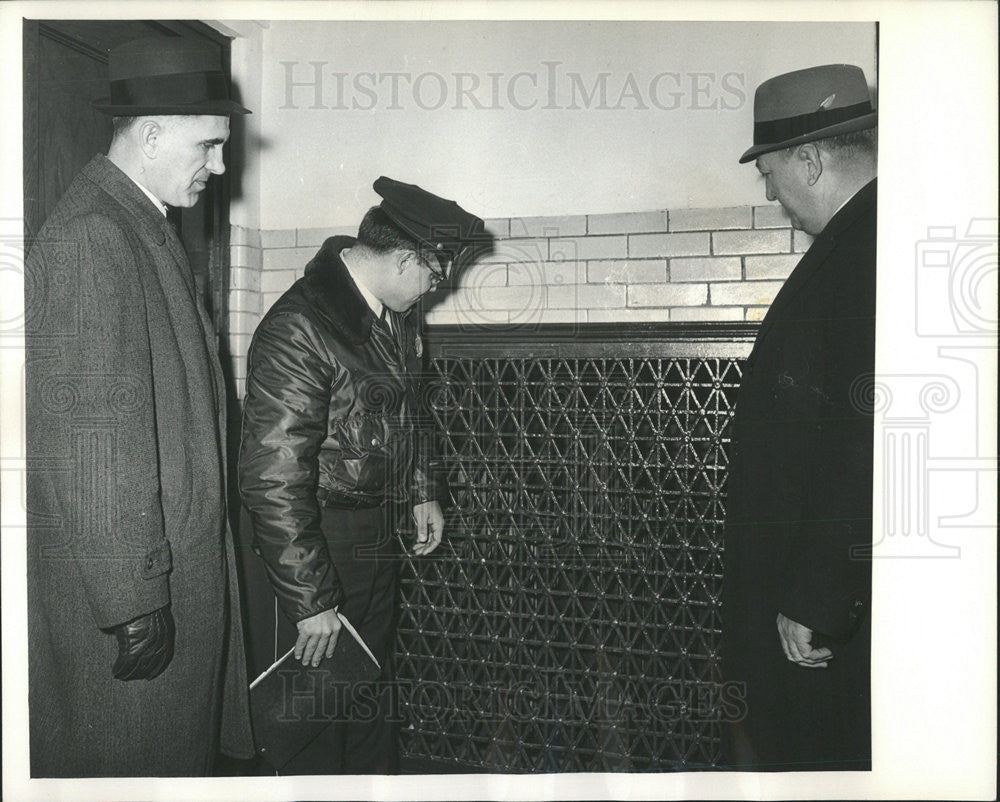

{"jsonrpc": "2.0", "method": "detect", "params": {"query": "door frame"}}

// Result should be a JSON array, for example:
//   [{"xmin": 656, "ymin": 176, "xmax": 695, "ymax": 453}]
[{"xmin": 22, "ymin": 18, "xmax": 234, "ymax": 340}]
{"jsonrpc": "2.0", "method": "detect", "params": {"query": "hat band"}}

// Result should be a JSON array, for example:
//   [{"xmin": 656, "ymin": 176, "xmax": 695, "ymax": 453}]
[
  {"xmin": 108, "ymin": 70, "xmax": 230, "ymax": 108},
  {"xmin": 754, "ymin": 101, "xmax": 873, "ymax": 146}
]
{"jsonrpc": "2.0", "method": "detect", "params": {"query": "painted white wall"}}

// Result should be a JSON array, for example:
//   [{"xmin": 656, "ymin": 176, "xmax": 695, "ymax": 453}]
[
  {"xmin": 212, "ymin": 20, "xmax": 267, "ymax": 231},
  {"xmin": 230, "ymin": 20, "xmax": 875, "ymax": 230}
]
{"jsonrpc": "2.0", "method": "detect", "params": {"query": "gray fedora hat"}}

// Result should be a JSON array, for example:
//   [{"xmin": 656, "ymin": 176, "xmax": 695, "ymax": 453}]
[
  {"xmin": 739, "ymin": 64, "xmax": 875, "ymax": 163},
  {"xmin": 92, "ymin": 36, "xmax": 250, "ymax": 116}
]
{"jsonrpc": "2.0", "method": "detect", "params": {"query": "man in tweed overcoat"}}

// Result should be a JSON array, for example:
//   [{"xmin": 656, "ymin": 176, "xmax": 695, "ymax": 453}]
[{"xmin": 25, "ymin": 37, "xmax": 254, "ymax": 776}]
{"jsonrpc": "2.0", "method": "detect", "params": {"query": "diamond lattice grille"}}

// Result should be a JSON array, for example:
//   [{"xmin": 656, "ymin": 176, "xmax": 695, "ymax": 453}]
[{"xmin": 396, "ymin": 338, "xmax": 745, "ymax": 772}]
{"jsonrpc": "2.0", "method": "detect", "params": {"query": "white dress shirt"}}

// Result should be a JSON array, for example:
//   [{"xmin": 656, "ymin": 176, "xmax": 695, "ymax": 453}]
[{"xmin": 128, "ymin": 175, "xmax": 168, "ymax": 217}]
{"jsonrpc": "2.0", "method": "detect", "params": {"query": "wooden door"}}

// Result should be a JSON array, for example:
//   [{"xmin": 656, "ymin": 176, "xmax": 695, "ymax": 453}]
[{"xmin": 22, "ymin": 19, "xmax": 233, "ymax": 338}]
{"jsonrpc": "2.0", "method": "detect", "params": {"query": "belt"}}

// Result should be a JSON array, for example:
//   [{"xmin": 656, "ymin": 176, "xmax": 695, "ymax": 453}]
[{"xmin": 315, "ymin": 485, "xmax": 389, "ymax": 510}]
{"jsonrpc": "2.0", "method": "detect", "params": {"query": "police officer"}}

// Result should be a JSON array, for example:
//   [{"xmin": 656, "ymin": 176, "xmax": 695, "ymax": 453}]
[{"xmin": 239, "ymin": 177, "xmax": 484, "ymax": 773}]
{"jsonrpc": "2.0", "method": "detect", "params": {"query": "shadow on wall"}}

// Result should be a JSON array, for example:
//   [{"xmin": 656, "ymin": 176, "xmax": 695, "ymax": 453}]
[{"xmin": 226, "ymin": 79, "xmax": 272, "ymax": 207}]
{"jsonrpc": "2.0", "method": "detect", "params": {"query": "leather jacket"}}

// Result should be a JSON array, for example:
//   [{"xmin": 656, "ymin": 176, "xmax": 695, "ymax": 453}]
[{"xmin": 238, "ymin": 236, "xmax": 439, "ymax": 623}]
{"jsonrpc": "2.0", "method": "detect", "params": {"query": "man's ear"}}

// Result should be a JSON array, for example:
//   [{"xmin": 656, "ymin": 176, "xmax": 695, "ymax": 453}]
[
  {"xmin": 137, "ymin": 118, "xmax": 162, "ymax": 159},
  {"xmin": 797, "ymin": 143, "xmax": 823, "ymax": 185},
  {"xmin": 396, "ymin": 249, "xmax": 416, "ymax": 275}
]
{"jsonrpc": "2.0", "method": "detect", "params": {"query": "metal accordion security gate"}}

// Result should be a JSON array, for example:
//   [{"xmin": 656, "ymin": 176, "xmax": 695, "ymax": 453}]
[{"xmin": 395, "ymin": 323, "xmax": 757, "ymax": 773}]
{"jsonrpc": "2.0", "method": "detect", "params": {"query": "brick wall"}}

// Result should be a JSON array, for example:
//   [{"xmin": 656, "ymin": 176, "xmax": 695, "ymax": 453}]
[
  {"xmin": 226, "ymin": 204, "xmax": 811, "ymax": 394},
  {"xmin": 228, "ymin": 225, "xmax": 261, "ymax": 397}
]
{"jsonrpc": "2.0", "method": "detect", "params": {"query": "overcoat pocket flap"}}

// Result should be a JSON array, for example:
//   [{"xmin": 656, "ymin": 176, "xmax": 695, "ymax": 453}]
[{"xmin": 141, "ymin": 539, "xmax": 172, "ymax": 580}]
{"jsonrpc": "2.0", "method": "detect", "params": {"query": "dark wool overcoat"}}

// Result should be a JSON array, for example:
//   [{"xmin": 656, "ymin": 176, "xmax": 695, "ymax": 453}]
[
  {"xmin": 721, "ymin": 179, "xmax": 876, "ymax": 771},
  {"xmin": 25, "ymin": 155, "xmax": 254, "ymax": 777}
]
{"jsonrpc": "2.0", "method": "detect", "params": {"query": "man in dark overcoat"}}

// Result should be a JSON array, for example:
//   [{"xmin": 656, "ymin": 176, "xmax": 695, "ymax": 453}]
[
  {"xmin": 25, "ymin": 37, "xmax": 254, "ymax": 776},
  {"xmin": 721, "ymin": 64, "xmax": 877, "ymax": 771},
  {"xmin": 238, "ymin": 177, "xmax": 484, "ymax": 773}
]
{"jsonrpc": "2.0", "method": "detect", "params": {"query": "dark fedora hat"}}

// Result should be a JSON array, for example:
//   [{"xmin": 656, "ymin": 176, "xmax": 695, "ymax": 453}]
[
  {"xmin": 92, "ymin": 36, "xmax": 250, "ymax": 116},
  {"xmin": 373, "ymin": 176, "xmax": 486, "ymax": 278},
  {"xmin": 739, "ymin": 64, "xmax": 875, "ymax": 163}
]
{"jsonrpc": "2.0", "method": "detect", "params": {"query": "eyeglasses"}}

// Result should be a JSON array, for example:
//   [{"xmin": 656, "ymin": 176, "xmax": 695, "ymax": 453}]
[{"xmin": 417, "ymin": 251, "xmax": 451, "ymax": 284}]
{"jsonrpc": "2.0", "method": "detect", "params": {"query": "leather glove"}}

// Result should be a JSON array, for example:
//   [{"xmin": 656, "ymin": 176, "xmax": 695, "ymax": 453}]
[{"xmin": 110, "ymin": 606, "xmax": 175, "ymax": 681}]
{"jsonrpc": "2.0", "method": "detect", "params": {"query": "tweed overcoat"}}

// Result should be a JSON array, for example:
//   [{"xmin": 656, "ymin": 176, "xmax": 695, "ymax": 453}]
[
  {"xmin": 25, "ymin": 155, "xmax": 254, "ymax": 777},
  {"xmin": 721, "ymin": 179, "xmax": 876, "ymax": 771}
]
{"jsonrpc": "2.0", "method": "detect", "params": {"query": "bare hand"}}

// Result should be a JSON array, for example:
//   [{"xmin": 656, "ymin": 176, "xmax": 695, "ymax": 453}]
[
  {"xmin": 411, "ymin": 500, "xmax": 444, "ymax": 556},
  {"xmin": 295, "ymin": 608, "xmax": 341, "ymax": 667},
  {"xmin": 776, "ymin": 613, "xmax": 833, "ymax": 668}
]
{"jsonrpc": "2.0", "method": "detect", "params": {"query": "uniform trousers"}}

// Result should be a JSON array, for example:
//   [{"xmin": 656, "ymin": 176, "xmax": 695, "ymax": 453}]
[{"xmin": 241, "ymin": 503, "xmax": 401, "ymax": 774}]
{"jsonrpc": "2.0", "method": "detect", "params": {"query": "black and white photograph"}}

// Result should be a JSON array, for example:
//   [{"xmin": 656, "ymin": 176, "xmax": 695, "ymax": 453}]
[{"xmin": 1, "ymin": 2, "xmax": 995, "ymax": 800}]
